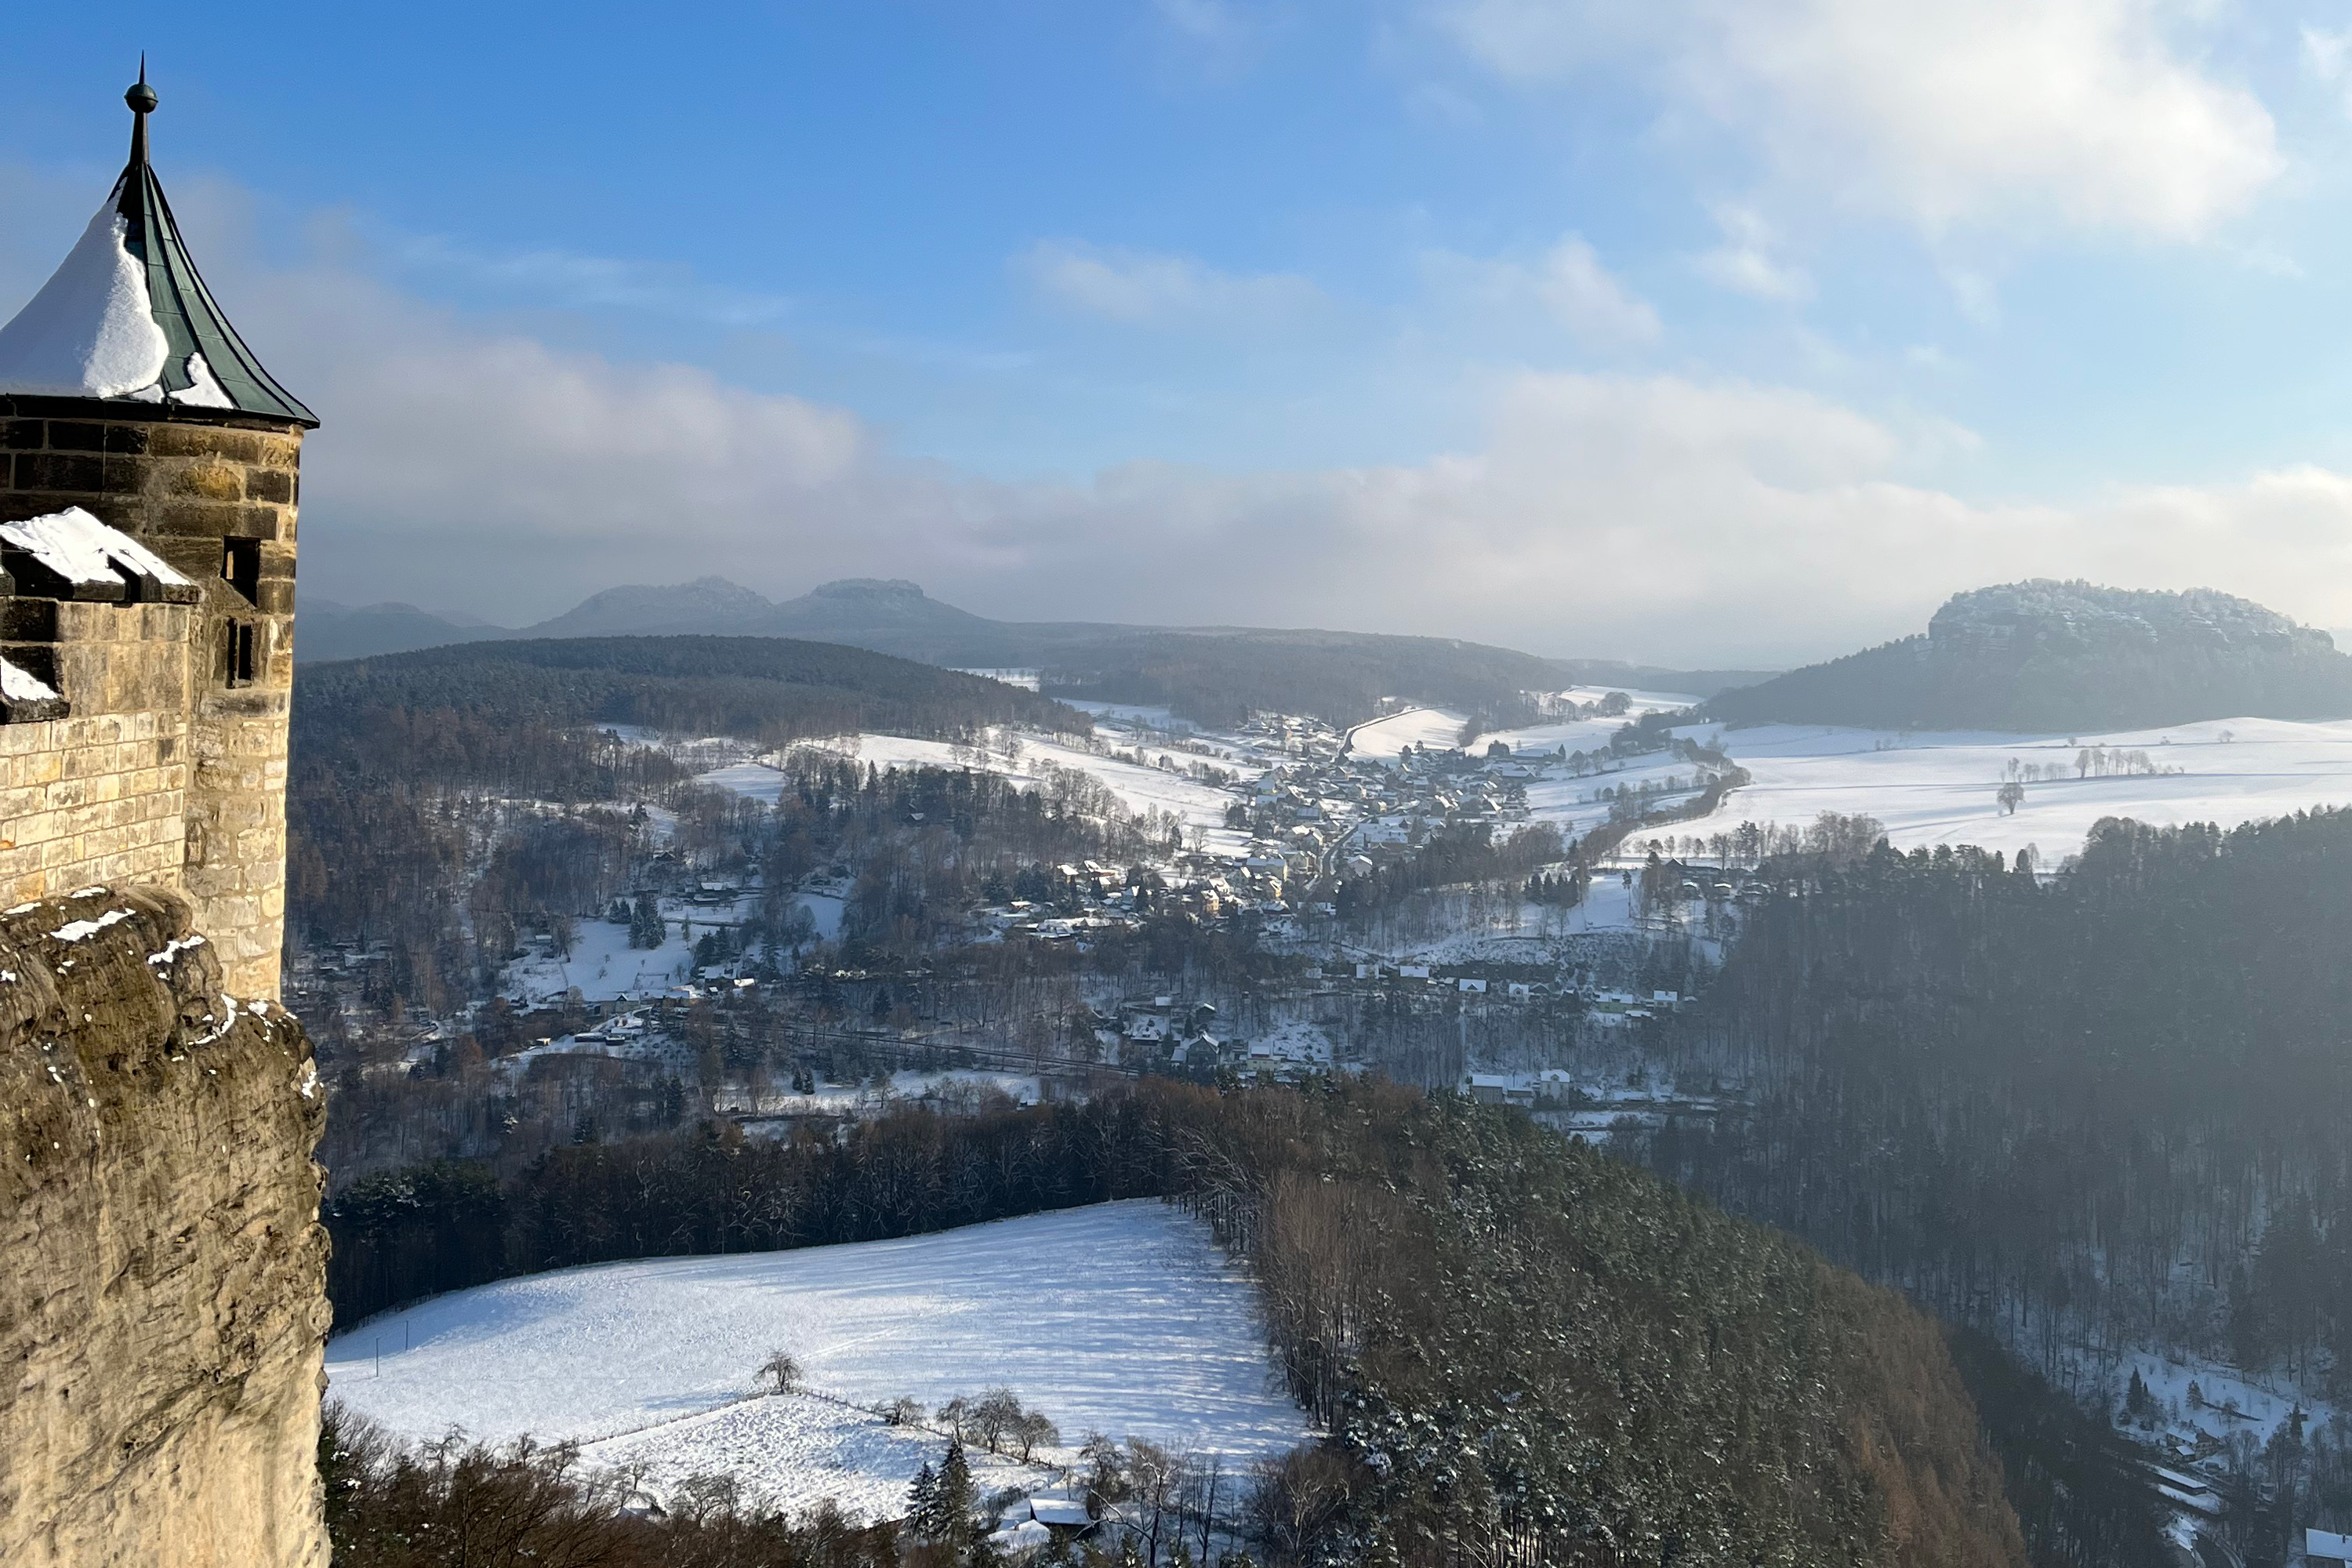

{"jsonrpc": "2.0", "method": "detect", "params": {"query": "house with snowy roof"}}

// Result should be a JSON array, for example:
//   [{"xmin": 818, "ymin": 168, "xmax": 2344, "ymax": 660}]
[{"xmin": 0, "ymin": 71, "xmax": 317, "ymax": 996}]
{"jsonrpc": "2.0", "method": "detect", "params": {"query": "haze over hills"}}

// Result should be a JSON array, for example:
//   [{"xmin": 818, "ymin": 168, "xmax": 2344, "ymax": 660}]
[
  {"xmin": 296, "ymin": 575, "xmax": 1773, "ymax": 724},
  {"xmin": 1708, "ymin": 580, "xmax": 2352, "ymax": 733}
]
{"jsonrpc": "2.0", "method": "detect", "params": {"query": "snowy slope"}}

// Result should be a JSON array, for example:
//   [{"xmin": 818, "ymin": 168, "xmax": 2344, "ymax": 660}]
[
  {"xmin": 1346, "ymin": 708, "xmax": 1468, "ymax": 757},
  {"xmin": 1479, "ymin": 691, "xmax": 1701, "ymax": 757},
  {"xmin": 325, "ymin": 1202, "xmax": 1308, "ymax": 1519},
  {"xmin": 704, "ymin": 733, "xmax": 1254, "ymax": 855}
]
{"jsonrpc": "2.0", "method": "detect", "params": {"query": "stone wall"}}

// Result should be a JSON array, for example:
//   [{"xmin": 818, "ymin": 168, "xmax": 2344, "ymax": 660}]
[
  {"xmin": 0, "ymin": 887, "xmax": 328, "ymax": 1567},
  {"xmin": 0, "ymin": 401, "xmax": 302, "ymax": 997},
  {"xmin": 0, "ymin": 597, "xmax": 194, "ymax": 906}
]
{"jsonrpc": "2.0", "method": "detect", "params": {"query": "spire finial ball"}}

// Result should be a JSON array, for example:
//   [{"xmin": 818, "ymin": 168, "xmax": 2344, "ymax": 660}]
[{"xmin": 126, "ymin": 78, "xmax": 157, "ymax": 116}]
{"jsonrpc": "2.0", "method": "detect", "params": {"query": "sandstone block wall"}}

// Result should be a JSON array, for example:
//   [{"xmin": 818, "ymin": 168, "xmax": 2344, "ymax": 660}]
[
  {"xmin": 0, "ymin": 711, "xmax": 189, "ymax": 902},
  {"xmin": 0, "ymin": 887, "xmax": 328, "ymax": 1567},
  {"xmin": 0, "ymin": 402, "xmax": 302, "ymax": 997}
]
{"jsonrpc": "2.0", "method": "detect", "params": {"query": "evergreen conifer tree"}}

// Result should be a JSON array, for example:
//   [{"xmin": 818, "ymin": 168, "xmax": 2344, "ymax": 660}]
[
  {"xmin": 908, "ymin": 1461, "xmax": 940, "ymax": 1538},
  {"xmin": 937, "ymin": 1436, "xmax": 977, "ymax": 1548}
]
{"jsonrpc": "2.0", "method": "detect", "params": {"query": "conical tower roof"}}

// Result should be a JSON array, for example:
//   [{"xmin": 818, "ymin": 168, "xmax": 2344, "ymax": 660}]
[{"xmin": 0, "ymin": 67, "xmax": 317, "ymax": 426}]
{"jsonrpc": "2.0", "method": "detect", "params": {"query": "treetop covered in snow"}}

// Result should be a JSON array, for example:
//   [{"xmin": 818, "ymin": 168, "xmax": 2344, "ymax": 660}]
[{"xmin": 0, "ymin": 71, "xmax": 315, "ymax": 426}]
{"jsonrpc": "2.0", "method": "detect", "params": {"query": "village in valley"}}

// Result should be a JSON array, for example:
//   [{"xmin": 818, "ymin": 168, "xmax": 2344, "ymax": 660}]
[
  {"xmin": 297, "ymin": 655, "xmax": 2352, "ymax": 1173},
  {"xmin": 292, "ymin": 681, "xmax": 1761, "ymax": 1176}
]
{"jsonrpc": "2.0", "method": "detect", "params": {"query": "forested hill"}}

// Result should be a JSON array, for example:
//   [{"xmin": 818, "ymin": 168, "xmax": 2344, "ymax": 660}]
[
  {"xmin": 292, "ymin": 635, "xmax": 1086, "ymax": 757},
  {"xmin": 1643, "ymin": 811, "xmax": 2352, "ymax": 1562},
  {"xmin": 1039, "ymin": 628, "xmax": 1571, "ymax": 728},
  {"xmin": 327, "ymin": 1079, "xmax": 2024, "ymax": 1567},
  {"xmin": 297, "ymin": 575, "xmax": 1766, "ymax": 728},
  {"xmin": 1709, "ymin": 579, "xmax": 2352, "ymax": 731}
]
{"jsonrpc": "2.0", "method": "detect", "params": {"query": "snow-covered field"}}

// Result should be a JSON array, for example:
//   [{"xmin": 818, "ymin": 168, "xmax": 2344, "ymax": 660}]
[
  {"xmin": 325, "ymin": 1203, "xmax": 1308, "ymax": 1519},
  {"xmin": 1677, "ymin": 717, "xmax": 2352, "ymax": 858},
  {"xmin": 502, "ymin": 910, "xmax": 702, "ymax": 1006},
  {"xmin": 697, "ymin": 760, "xmax": 793, "ymax": 804},
  {"xmin": 1519, "ymin": 754, "xmax": 1711, "ymax": 839},
  {"xmin": 1349, "ymin": 691, "xmax": 1698, "ymax": 767},
  {"xmin": 1346, "ymin": 707, "xmax": 1468, "ymax": 757}
]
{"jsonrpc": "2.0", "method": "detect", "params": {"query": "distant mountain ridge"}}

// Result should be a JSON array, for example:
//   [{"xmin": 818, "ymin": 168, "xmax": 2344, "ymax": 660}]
[
  {"xmin": 297, "ymin": 600, "xmax": 503, "ymax": 663},
  {"xmin": 295, "ymin": 575, "xmax": 1771, "ymax": 726},
  {"xmin": 1711, "ymin": 579, "xmax": 2352, "ymax": 731}
]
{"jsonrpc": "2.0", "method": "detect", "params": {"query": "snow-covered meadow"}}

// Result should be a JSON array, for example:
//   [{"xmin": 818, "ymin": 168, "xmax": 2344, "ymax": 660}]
[
  {"xmin": 1345, "ymin": 707, "xmax": 1469, "ymax": 757},
  {"xmin": 325, "ymin": 1202, "xmax": 1308, "ymax": 1520},
  {"xmin": 1674, "ymin": 717, "xmax": 2352, "ymax": 858}
]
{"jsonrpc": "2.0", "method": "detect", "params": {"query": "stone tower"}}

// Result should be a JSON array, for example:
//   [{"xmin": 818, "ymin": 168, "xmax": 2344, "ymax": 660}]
[{"xmin": 0, "ymin": 71, "xmax": 316, "ymax": 997}]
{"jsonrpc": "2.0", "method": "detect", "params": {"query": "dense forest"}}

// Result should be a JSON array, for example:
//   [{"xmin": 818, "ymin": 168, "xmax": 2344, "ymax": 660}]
[
  {"xmin": 1040, "ymin": 629, "xmax": 1568, "ymax": 728},
  {"xmin": 1711, "ymin": 580, "xmax": 2352, "ymax": 731},
  {"xmin": 325, "ymin": 1079, "xmax": 2025, "ymax": 1568},
  {"xmin": 1637, "ymin": 808, "xmax": 2352, "ymax": 1559},
  {"xmin": 298, "ymin": 636, "xmax": 1086, "ymax": 746},
  {"xmin": 307, "ymin": 575, "xmax": 1770, "ymax": 731}
]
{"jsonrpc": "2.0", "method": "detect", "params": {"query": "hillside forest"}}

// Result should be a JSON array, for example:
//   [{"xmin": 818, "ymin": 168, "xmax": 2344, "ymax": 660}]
[{"xmin": 284, "ymin": 600, "xmax": 2352, "ymax": 1567}]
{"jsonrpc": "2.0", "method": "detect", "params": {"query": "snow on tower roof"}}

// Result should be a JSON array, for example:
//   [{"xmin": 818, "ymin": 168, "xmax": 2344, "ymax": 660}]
[
  {"xmin": 0, "ymin": 68, "xmax": 316, "ymax": 426},
  {"xmin": 0, "ymin": 506, "xmax": 196, "ymax": 596}
]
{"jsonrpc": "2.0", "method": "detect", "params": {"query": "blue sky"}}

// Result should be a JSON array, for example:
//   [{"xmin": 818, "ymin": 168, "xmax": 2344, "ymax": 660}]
[{"xmin": 8, "ymin": 2, "xmax": 2352, "ymax": 664}]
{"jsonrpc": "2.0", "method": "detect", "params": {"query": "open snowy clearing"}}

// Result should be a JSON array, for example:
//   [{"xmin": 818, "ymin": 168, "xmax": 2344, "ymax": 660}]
[
  {"xmin": 1349, "ymin": 690, "xmax": 1698, "ymax": 764},
  {"xmin": 1345, "ymin": 707, "xmax": 1468, "ymax": 757},
  {"xmin": 502, "ymin": 909, "xmax": 703, "ymax": 1006},
  {"xmin": 1519, "ymin": 753, "xmax": 1711, "ymax": 840},
  {"xmin": 1682, "ymin": 717, "xmax": 2352, "ymax": 858},
  {"xmin": 325, "ymin": 1202, "xmax": 1308, "ymax": 1520}
]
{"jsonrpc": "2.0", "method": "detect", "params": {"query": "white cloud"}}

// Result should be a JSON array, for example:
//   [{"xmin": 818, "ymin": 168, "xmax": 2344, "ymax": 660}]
[
  {"xmin": 270, "ymin": 262, "xmax": 2352, "ymax": 665},
  {"xmin": 1435, "ymin": 0, "xmax": 2282, "ymax": 239},
  {"xmin": 2304, "ymin": 23, "xmax": 2352, "ymax": 114},
  {"xmin": 1691, "ymin": 204, "xmax": 1812, "ymax": 302},
  {"xmin": 1017, "ymin": 240, "xmax": 1319, "ymax": 326},
  {"xmin": 1425, "ymin": 233, "xmax": 1661, "ymax": 345},
  {"xmin": 1532, "ymin": 236, "xmax": 1661, "ymax": 343},
  {"xmin": 83, "ymin": 179, "xmax": 2352, "ymax": 667}
]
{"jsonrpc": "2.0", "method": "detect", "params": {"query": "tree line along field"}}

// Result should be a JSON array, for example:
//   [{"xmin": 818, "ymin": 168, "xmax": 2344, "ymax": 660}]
[{"xmin": 318, "ymin": 1080, "xmax": 2023, "ymax": 1568}]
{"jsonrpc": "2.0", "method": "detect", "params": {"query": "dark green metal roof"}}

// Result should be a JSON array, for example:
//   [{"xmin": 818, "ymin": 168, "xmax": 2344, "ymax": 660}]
[{"xmin": 113, "ymin": 75, "xmax": 318, "ymax": 426}]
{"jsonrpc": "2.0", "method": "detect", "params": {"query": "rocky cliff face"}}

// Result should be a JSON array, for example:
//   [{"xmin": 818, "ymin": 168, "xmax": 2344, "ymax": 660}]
[{"xmin": 0, "ymin": 887, "xmax": 327, "ymax": 1568}]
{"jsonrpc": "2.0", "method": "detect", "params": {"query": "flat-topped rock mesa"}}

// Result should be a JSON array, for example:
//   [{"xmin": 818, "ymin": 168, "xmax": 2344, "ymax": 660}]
[
  {"xmin": 1925, "ymin": 580, "xmax": 2332, "ymax": 661},
  {"xmin": 1713, "ymin": 579, "xmax": 2352, "ymax": 732},
  {"xmin": 0, "ymin": 887, "xmax": 325, "ymax": 1568}
]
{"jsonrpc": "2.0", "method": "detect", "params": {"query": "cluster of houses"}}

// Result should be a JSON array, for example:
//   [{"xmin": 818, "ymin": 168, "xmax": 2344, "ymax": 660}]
[
  {"xmin": 1079, "ymin": 996, "xmax": 1346, "ymax": 1080},
  {"xmin": 1251, "ymin": 747, "xmax": 1534, "ymax": 862}
]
